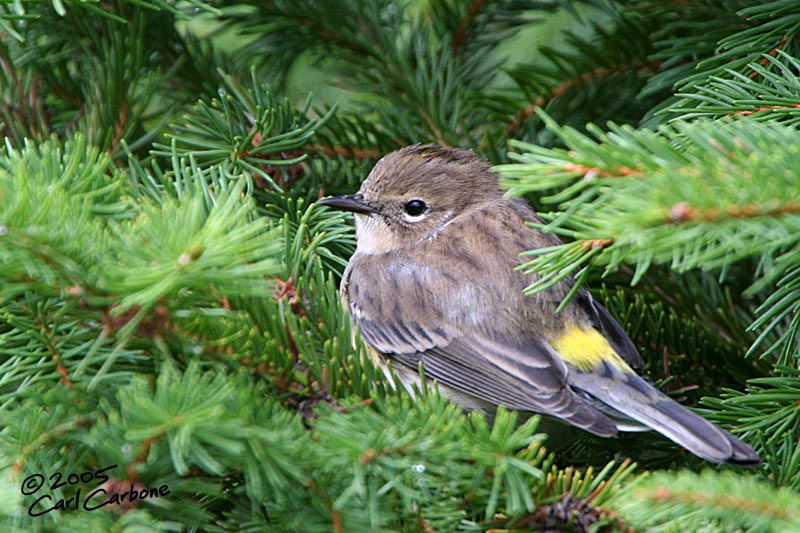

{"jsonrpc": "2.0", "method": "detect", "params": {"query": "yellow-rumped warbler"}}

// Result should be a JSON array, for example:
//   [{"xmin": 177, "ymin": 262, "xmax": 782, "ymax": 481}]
[{"xmin": 319, "ymin": 144, "xmax": 759, "ymax": 465}]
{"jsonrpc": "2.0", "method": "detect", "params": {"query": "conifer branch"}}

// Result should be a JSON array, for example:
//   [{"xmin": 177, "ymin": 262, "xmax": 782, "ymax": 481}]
[
  {"xmin": 509, "ymin": 61, "xmax": 661, "ymax": 134},
  {"xmin": 611, "ymin": 471, "xmax": 800, "ymax": 531},
  {"xmin": 748, "ymin": 36, "xmax": 791, "ymax": 80},
  {"xmin": 451, "ymin": 0, "xmax": 487, "ymax": 57},
  {"xmin": 2, "ymin": 2, "xmax": 798, "ymax": 531},
  {"xmin": 311, "ymin": 143, "xmax": 382, "ymax": 162},
  {"xmin": 667, "ymin": 200, "xmax": 800, "ymax": 224}
]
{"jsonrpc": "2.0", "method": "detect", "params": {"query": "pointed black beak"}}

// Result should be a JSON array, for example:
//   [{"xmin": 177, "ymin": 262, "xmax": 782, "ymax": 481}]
[{"xmin": 318, "ymin": 194, "xmax": 377, "ymax": 215}]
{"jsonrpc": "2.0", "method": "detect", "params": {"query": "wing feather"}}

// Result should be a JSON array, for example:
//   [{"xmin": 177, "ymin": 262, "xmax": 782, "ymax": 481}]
[{"xmin": 385, "ymin": 332, "xmax": 618, "ymax": 436}]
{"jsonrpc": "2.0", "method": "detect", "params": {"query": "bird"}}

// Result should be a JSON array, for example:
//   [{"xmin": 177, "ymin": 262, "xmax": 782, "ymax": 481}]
[{"xmin": 318, "ymin": 143, "xmax": 760, "ymax": 465}]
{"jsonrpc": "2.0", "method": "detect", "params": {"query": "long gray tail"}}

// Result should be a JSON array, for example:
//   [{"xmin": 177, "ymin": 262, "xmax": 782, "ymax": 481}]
[{"xmin": 570, "ymin": 362, "xmax": 760, "ymax": 465}]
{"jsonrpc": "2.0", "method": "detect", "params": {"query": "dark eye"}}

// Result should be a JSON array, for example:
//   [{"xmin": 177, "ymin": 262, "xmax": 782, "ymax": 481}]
[{"xmin": 404, "ymin": 199, "xmax": 427, "ymax": 217}]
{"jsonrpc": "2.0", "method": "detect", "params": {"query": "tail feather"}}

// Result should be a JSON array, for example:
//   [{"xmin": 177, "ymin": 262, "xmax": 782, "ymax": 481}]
[
  {"xmin": 645, "ymin": 399, "xmax": 754, "ymax": 464},
  {"xmin": 726, "ymin": 431, "xmax": 763, "ymax": 466},
  {"xmin": 570, "ymin": 362, "xmax": 760, "ymax": 465}
]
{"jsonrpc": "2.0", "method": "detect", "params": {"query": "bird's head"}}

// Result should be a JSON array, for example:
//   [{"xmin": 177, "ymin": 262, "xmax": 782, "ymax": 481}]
[{"xmin": 319, "ymin": 144, "xmax": 503, "ymax": 254}]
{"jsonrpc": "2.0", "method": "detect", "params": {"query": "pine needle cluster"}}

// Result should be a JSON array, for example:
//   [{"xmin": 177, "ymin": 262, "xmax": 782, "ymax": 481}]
[{"xmin": 1, "ymin": 1, "xmax": 799, "ymax": 531}]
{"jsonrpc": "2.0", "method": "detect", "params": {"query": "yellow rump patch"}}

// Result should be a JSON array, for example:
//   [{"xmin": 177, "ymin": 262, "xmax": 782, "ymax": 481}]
[{"xmin": 551, "ymin": 324, "xmax": 631, "ymax": 372}]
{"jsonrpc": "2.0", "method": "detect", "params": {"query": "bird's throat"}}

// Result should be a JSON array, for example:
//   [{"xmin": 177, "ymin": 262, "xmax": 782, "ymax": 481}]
[{"xmin": 354, "ymin": 215, "xmax": 406, "ymax": 255}]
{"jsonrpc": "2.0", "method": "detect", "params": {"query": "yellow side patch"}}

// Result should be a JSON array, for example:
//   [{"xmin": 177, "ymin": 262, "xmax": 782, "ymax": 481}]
[{"xmin": 551, "ymin": 324, "xmax": 631, "ymax": 372}]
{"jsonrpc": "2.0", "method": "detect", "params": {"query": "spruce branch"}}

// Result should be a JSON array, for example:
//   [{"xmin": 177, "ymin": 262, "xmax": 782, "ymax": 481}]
[
  {"xmin": 505, "ymin": 11, "xmax": 664, "ymax": 141},
  {"xmin": 4, "ymin": 2, "xmax": 800, "ymax": 531},
  {"xmin": 0, "ymin": 0, "xmax": 219, "ymax": 22},
  {"xmin": 611, "ymin": 470, "xmax": 800, "ymax": 532},
  {"xmin": 419, "ymin": 0, "xmax": 556, "ymax": 58},
  {"xmin": 217, "ymin": 0, "xmax": 384, "ymax": 87},
  {"xmin": 0, "ymin": 135, "xmax": 130, "ymax": 299},
  {"xmin": 309, "ymin": 111, "xmax": 400, "ymax": 195},
  {"xmin": 451, "ymin": 0, "xmax": 489, "ymax": 56},
  {"xmin": 509, "ymin": 64, "xmax": 644, "ymax": 134},
  {"xmin": 102, "ymin": 179, "xmax": 281, "ymax": 316},
  {"xmin": 643, "ymin": 0, "xmax": 800, "ymax": 125},
  {"xmin": 746, "ymin": 253, "xmax": 800, "ymax": 366},
  {"xmin": 665, "ymin": 51, "xmax": 800, "ymax": 124},
  {"xmin": 120, "ymin": 362, "xmax": 298, "ymax": 482},
  {"xmin": 0, "ymin": 46, "xmax": 50, "ymax": 145},
  {"xmin": 703, "ymin": 367, "xmax": 800, "ymax": 490},
  {"xmin": 499, "ymin": 114, "xmax": 800, "ymax": 300},
  {"xmin": 0, "ymin": 2, "xmax": 203, "ymax": 154},
  {"xmin": 153, "ymin": 70, "xmax": 334, "ymax": 193}
]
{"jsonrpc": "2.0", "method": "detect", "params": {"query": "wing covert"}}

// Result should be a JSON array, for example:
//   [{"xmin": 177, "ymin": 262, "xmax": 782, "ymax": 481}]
[{"xmin": 393, "ymin": 334, "xmax": 617, "ymax": 436}]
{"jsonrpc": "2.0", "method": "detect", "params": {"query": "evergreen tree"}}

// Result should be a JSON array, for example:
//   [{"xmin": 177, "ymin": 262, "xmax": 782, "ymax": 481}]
[{"xmin": 1, "ymin": 1, "xmax": 799, "ymax": 531}]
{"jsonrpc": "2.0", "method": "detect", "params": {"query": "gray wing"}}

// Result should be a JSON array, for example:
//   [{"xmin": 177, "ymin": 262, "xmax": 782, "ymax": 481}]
[
  {"xmin": 392, "ymin": 335, "xmax": 617, "ymax": 436},
  {"xmin": 345, "ymin": 255, "xmax": 618, "ymax": 437}
]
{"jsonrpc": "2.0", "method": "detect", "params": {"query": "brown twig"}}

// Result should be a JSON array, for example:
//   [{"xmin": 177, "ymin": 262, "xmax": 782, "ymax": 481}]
[
  {"xmin": 36, "ymin": 307, "xmax": 73, "ymax": 386},
  {"xmin": 508, "ymin": 61, "xmax": 661, "ymax": 134},
  {"xmin": 102, "ymin": 303, "xmax": 171, "ymax": 339},
  {"xmin": 648, "ymin": 485, "xmax": 794, "ymax": 521},
  {"xmin": 581, "ymin": 238, "xmax": 614, "ymax": 250},
  {"xmin": 734, "ymin": 104, "xmax": 800, "ymax": 116},
  {"xmin": 451, "ymin": 0, "xmax": 486, "ymax": 57},
  {"xmin": 418, "ymin": 513, "xmax": 436, "ymax": 533},
  {"xmin": 748, "ymin": 36, "xmax": 790, "ymax": 80},
  {"xmin": 418, "ymin": 105, "xmax": 449, "ymax": 147},
  {"xmin": 109, "ymin": 99, "xmax": 128, "ymax": 156},
  {"xmin": 667, "ymin": 200, "xmax": 800, "ymax": 224},
  {"xmin": 564, "ymin": 163, "xmax": 644, "ymax": 178}
]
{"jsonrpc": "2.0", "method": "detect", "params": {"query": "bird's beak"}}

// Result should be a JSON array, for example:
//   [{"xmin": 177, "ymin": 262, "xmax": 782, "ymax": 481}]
[{"xmin": 318, "ymin": 194, "xmax": 377, "ymax": 215}]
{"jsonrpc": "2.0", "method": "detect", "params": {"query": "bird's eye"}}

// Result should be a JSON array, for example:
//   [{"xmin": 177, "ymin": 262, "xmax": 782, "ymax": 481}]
[{"xmin": 403, "ymin": 199, "xmax": 427, "ymax": 217}]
